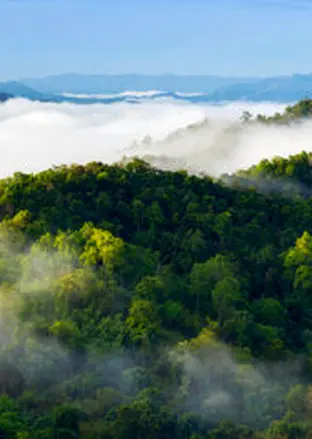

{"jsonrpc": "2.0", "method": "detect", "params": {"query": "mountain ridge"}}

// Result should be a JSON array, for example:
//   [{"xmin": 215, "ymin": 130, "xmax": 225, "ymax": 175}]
[
  {"xmin": 22, "ymin": 73, "xmax": 257, "ymax": 94},
  {"xmin": 2, "ymin": 72, "xmax": 312, "ymax": 103}
]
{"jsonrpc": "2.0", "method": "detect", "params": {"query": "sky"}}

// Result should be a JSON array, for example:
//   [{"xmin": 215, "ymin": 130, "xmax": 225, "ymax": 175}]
[{"xmin": 2, "ymin": 0, "xmax": 312, "ymax": 80}]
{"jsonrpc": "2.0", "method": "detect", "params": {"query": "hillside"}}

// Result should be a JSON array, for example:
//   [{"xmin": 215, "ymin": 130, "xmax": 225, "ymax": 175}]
[{"xmin": 1, "ymin": 149, "xmax": 312, "ymax": 437}]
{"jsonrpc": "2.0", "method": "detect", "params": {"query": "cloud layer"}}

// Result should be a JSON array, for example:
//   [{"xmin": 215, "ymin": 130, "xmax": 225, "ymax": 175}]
[{"xmin": 0, "ymin": 97, "xmax": 303, "ymax": 178}]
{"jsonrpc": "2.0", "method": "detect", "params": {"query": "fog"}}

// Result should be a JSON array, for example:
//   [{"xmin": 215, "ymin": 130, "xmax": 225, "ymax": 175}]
[
  {"xmin": 0, "ymin": 222, "xmax": 305, "ymax": 429},
  {"xmin": 169, "ymin": 339, "xmax": 303, "ymax": 427},
  {"xmin": 0, "ymin": 98, "xmax": 295, "ymax": 178}
]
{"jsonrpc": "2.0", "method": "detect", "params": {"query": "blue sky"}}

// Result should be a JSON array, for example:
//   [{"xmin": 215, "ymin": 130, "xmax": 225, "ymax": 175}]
[{"xmin": 1, "ymin": 0, "xmax": 312, "ymax": 79}]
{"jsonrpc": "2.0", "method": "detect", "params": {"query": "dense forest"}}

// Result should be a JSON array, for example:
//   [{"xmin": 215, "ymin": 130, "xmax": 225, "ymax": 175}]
[{"xmin": 2, "ymin": 100, "xmax": 312, "ymax": 438}]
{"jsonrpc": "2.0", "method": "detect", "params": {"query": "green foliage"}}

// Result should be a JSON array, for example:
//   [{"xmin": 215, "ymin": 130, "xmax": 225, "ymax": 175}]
[
  {"xmin": 3, "ymin": 143, "xmax": 312, "ymax": 437},
  {"xmin": 244, "ymin": 99, "xmax": 312, "ymax": 125},
  {"xmin": 52, "ymin": 405, "xmax": 87, "ymax": 439}
]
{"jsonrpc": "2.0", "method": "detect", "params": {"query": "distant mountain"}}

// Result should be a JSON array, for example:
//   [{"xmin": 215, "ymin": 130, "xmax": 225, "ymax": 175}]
[
  {"xmin": 208, "ymin": 74, "xmax": 312, "ymax": 102},
  {"xmin": 4, "ymin": 73, "xmax": 312, "ymax": 104},
  {"xmin": 0, "ymin": 81, "xmax": 55, "ymax": 101},
  {"xmin": 0, "ymin": 81, "xmax": 78, "ymax": 103},
  {"xmin": 22, "ymin": 74, "xmax": 256, "ymax": 94},
  {"xmin": 20, "ymin": 73, "xmax": 312, "ymax": 103},
  {"xmin": 0, "ymin": 92, "xmax": 12, "ymax": 102}
]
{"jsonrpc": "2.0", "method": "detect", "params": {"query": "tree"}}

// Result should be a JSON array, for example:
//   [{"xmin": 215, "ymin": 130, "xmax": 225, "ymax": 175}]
[
  {"xmin": 135, "ymin": 276, "xmax": 165, "ymax": 302},
  {"xmin": 251, "ymin": 298, "xmax": 285, "ymax": 327},
  {"xmin": 80, "ymin": 225, "xmax": 125, "ymax": 276},
  {"xmin": 240, "ymin": 111, "xmax": 253, "ymax": 123},
  {"xmin": 125, "ymin": 299, "xmax": 163, "ymax": 349},
  {"xmin": 189, "ymin": 254, "xmax": 236, "ymax": 314},
  {"xmin": 286, "ymin": 385, "xmax": 308, "ymax": 420},
  {"xmin": 212, "ymin": 276, "xmax": 243, "ymax": 326},
  {"xmin": 49, "ymin": 320, "xmax": 85, "ymax": 352},
  {"xmin": 52, "ymin": 405, "xmax": 87, "ymax": 439}
]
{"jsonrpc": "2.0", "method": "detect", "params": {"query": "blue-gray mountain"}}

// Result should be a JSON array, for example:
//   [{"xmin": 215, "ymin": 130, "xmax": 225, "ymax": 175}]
[
  {"xmin": 2, "ymin": 73, "xmax": 312, "ymax": 103},
  {"xmin": 22, "ymin": 74, "xmax": 255, "ymax": 95},
  {"xmin": 207, "ymin": 74, "xmax": 312, "ymax": 102},
  {"xmin": 0, "ymin": 81, "xmax": 50, "ymax": 101},
  {"xmin": 0, "ymin": 92, "xmax": 12, "ymax": 102}
]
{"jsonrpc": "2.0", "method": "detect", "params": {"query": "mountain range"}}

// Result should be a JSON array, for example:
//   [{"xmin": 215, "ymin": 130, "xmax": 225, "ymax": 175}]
[
  {"xmin": 22, "ymin": 74, "xmax": 256, "ymax": 95},
  {"xmin": 1, "ymin": 73, "xmax": 312, "ymax": 103}
]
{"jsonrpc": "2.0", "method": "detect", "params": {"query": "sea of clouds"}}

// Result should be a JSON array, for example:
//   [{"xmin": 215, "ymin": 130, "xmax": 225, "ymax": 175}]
[{"xmin": 0, "ymin": 96, "xmax": 309, "ymax": 178}]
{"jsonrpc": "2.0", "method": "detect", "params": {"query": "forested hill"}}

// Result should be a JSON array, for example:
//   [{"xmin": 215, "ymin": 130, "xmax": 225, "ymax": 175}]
[
  {"xmin": 225, "ymin": 150, "xmax": 312, "ymax": 198},
  {"xmin": 2, "ymin": 153, "xmax": 312, "ymax": 438}
]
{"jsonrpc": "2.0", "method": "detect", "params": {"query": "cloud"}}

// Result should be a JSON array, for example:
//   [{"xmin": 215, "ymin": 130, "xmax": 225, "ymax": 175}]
[
  {"xmin": 0, "ymin": 97, "xmax": 299, "ymax": 179},
  {"xmin": 133, "ymin": 117, "xmax": 312, "ymax": 177}
]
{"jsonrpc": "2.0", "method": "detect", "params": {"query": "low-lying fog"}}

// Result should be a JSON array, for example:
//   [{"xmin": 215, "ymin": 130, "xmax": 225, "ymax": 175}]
[{"xmin": 0, "ymin": 97, "xmax": 306, "ymax": 178}]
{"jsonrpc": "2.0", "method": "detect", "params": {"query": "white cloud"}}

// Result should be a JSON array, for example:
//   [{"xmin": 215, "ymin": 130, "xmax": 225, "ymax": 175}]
[{"xmin": 0, "ymin": 97, "xmax": 298, "ymax": 179}]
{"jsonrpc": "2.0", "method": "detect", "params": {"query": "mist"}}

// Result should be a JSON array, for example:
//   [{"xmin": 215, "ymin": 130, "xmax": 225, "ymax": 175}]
[
  {"xmin": 0, "ymin": 227, "xmax": 138, "ymax": 401},
  {"xmin": 0, "ymin": 98, "xmax": 296, "ymax": 179},
  {"xmin": 0, "ymin": 223, "xmax": 307, "ymax": 430},
  {"xmin": 168, "ymin": 340, "xmax": 303, "ymax": 428}
]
